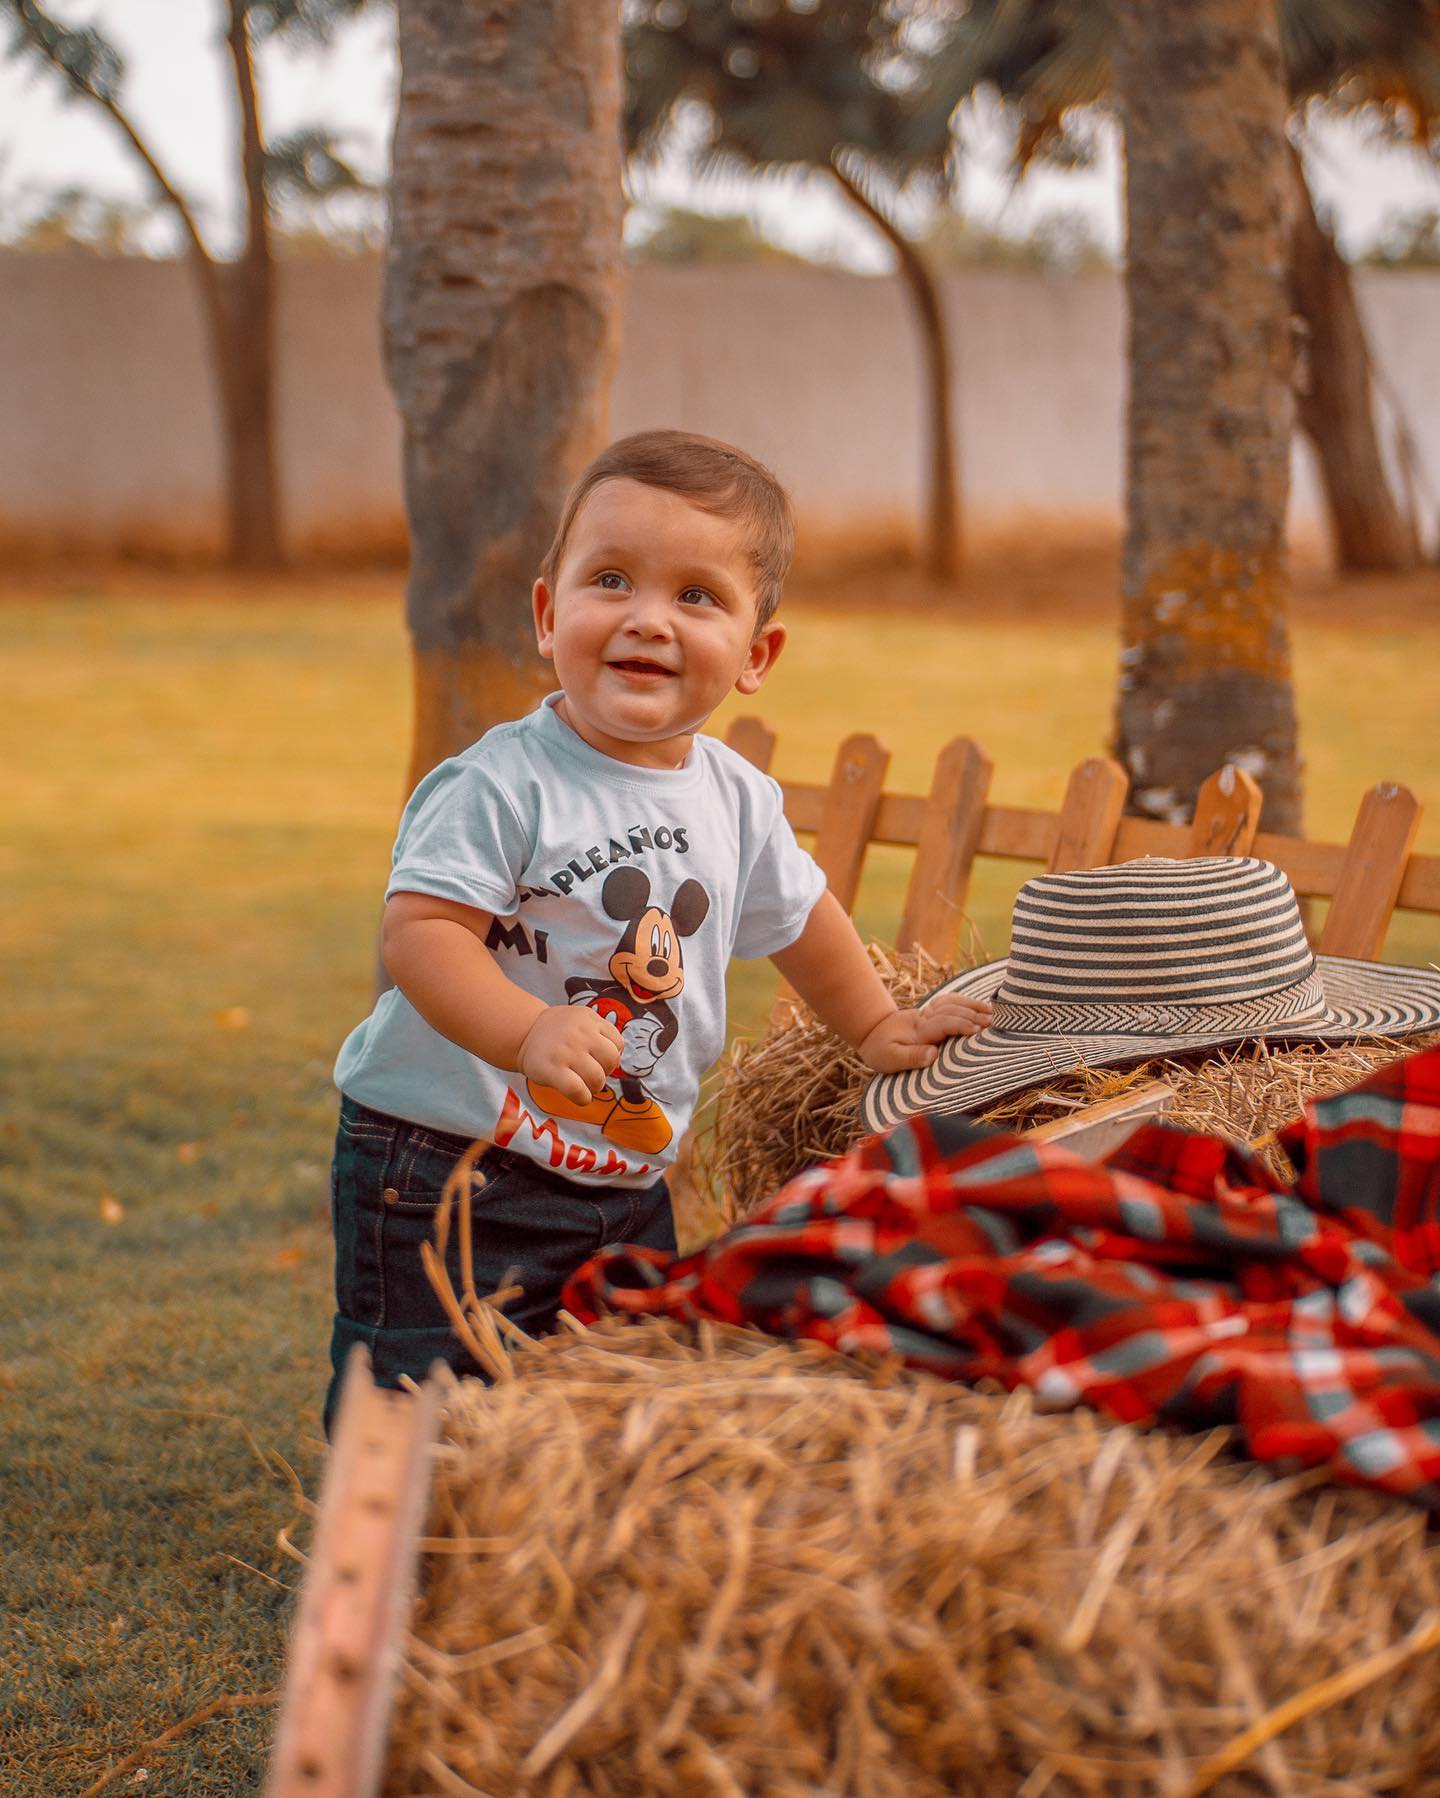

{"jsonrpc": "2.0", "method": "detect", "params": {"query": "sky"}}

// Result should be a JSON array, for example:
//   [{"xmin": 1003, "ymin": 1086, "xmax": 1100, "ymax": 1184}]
[{"xmin": 1, "ymin": 0, "xmax": 1437, "ymax": 265}]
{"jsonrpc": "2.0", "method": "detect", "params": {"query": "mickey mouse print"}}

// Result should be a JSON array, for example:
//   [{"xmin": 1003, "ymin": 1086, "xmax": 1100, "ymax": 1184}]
[{"xmin": 526, "ymin": 867, "xmax": 709, "ymax": 1155}]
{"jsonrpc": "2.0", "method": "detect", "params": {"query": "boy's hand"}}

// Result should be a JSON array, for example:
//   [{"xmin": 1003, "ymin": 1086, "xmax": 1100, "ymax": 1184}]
[
  {"xmin": 856, "ymin": 994, "xmax": 993, "ymax": 1073},
  {"xmin": 519, "ymin": 1006, "xmax": 624, "ymax": 1105}
]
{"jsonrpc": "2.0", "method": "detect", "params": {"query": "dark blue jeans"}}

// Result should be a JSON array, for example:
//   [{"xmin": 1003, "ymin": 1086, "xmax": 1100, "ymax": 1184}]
[{"xmin": 324, "ymin": 1096, "xmax": 675, "ymax": 1436}]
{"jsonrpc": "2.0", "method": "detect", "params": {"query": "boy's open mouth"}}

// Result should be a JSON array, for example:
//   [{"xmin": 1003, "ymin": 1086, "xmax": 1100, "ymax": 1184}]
[{"xmin": 608, "ymin": 658, "xmax": 675, "ymax": 677}]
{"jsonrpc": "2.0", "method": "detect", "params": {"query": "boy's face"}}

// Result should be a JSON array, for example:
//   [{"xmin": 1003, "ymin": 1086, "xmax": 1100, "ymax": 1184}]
[{"xmin": 533, "ymin": 477, "xmax": 786, "ymax": 770}]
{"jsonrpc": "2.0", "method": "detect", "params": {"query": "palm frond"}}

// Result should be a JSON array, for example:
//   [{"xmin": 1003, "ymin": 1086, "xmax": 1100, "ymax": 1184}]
[
  {"xmin": 903, "ymin": 0, "xmax": 1440, "ymax": 172},
  {"xmin": 624, "ymin": 0, "xmax": 940, "ymax": 177},
  {"xmin": 2, "ymin": 0, "xmax": 125, "ymax": 106},
  {"xmin": 263, "ymin": 126, "xmax": 374, "ymax": 200},
  {"xmin": 243, "ymin": 0, "xmax": 386, "ymax": 48}
]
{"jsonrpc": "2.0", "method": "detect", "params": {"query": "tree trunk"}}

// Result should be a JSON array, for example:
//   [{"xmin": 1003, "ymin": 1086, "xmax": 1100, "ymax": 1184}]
[
  {"xmin": 829, "ymin": 159, "xmax": 961, "ymax": 583},
  {"xmin": 1288, "ymin": 148, "xmax": 1419, "ymax": 574},
  {"xmin": 1112, "ymin": 0, "xmax": 1302, "ymax": 835},
  {"xmin": 384, "ymin": 0, "xmax": 624, "ymax": 793},
  {"xmin": 220, "ymin": 0, "xmax": 284, "ymax": 569},
  {"xmin": 29, "ymin": 0, "xmax": 283, "ymax": 572}
]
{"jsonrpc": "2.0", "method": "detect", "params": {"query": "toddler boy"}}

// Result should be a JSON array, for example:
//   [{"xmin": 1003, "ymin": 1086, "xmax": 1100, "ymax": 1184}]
[{"xmin": 326, "ymin": 429, "xmax": 989, "ymax": 1429}]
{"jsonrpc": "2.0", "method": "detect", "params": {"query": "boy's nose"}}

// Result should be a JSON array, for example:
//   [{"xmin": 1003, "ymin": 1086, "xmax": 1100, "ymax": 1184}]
[{"xmin": 624, "ymin": 590, "xmax": 673, "ymax": 636}]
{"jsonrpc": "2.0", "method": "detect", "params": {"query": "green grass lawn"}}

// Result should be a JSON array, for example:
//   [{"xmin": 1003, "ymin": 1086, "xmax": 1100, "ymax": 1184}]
[{"xmin": 4, "ymin": 573, "xmax": 1439, "ymax": 1792}]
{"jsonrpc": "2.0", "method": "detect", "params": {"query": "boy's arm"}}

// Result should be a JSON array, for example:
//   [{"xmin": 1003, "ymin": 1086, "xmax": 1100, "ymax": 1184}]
[
  {"xmin": 769, "ymin": 890, "xmax": 992, "ymax": 1073},
  {"xmin": 381, "ymin": 891, "xmax": 622, "ymax": 1105}
]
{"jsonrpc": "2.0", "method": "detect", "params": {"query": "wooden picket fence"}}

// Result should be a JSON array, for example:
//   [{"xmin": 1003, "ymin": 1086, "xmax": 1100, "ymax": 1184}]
[{"xmin": 723, "ymin": 718, "xmax": 1440, "ymax": 965}]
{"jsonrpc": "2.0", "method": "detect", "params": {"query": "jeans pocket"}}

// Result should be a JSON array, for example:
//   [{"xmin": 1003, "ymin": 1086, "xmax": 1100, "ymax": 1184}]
[
  {"xmin": 387, "ymin": 1123, "xmax": 481, "ymax": 1206},
  {"xmin": 367, "ymin": 1122, "xmax": 484, "ymax": 1331}
]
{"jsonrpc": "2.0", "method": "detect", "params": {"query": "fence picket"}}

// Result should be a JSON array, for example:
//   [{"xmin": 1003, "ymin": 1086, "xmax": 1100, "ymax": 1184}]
[
  {"xmin": 811, "ymin": 733, "xmax": 891, "ymax": 912},
  {"xmin": 771, "ymin": 734, "xmax": 889, "ymax": 1015},
  {"xmin": 1318, "ymin": 783, "xmax": 1423, "ymax": 961},
  {"xmin": 1048, "ymin": 757, "xmax": 1129, "ymax": 873},
  {"xmin": 897, "ymin": 737, "xmax": 993, "ymax": 964},
  {"xmin": 724, "ymin": 716, "xmax": 776, "ymax": 772},
  {"xmin": 1188, "ymin": 765, "xmax": 1263, "ymax": 858}
]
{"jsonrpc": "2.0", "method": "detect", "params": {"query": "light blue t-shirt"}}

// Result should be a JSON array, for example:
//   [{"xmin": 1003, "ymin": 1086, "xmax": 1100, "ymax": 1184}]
[{"xmin": 334, "ymin": 695, "xmax": 826, "ymax": 1187}]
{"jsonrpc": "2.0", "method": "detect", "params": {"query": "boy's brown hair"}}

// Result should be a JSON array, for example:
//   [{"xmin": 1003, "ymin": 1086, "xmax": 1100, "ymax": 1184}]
[{"xmin": 539, "ymin": 429, "xmax": 794, "ymax": 630}]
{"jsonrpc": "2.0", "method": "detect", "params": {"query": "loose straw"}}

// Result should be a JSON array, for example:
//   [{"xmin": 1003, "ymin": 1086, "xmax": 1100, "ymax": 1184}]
[
  {"xmin": 383, "ymin": 1315, "xmax": 1440, "ymax": 1795},
  {"xmin": 1182, "ymin": 1611, "xmax": 1440, "ymax": 1795},
  {"xmin": 77, "ymin": 1691, "xmax": 278, "ymax": 1798}
]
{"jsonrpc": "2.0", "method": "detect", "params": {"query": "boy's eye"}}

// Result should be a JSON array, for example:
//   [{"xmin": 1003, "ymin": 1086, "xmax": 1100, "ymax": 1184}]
[
  {"xmin": 678, "ymin": 586, "xmax": 719, "ymax": 608},
  {"xmin": 596, "ymin": 571, "xmax": 629, "ymax": 591}
]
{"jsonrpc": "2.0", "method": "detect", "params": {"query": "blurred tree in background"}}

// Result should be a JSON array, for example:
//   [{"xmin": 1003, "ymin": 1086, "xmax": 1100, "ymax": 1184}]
[
  {"xmin": 626, "ymin": 0, "xmax": 964, "ymax": 581},
  {"xmin": 909, "ymin": 0, "xmax": 1438, "ymax": 572},
  {"xmin": 0, "ymin": 0, "xmax": 380, "ymax": 569},
  {"xmin": 384, "ymin": 0, "xmax": 623, "ymax": 791},
  {"xmin": 0, "ymin": 181, "xmax": 154, "ymax": 252},
  {"xmin": 626, "ymin": 204, "xmax": 812, "ymax": 264},
  {"xmin": 1114, "ymin": 0, "xmax": 1302, "ymax": 833},
  {"xmin": 921, "ymin": 205, "xmax": 1113, "ymax": 272}
]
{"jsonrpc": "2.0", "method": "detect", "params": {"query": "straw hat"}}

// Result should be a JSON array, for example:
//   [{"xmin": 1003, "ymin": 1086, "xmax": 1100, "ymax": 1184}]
[{"xmin": 861, "ymin": 855, "xmax": 1440, "ymax": 1131}]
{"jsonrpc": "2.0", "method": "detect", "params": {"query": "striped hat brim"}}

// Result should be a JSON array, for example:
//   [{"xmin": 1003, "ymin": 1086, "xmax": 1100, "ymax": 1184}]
[{"xmin": 860, "ymin": 953, "xmax": 1440, "ymax": 1134}]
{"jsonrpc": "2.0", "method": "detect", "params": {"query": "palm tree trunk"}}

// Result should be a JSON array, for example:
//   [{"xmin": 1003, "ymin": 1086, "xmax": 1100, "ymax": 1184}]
[
  {"xmin": 384, "ymin": 0, "xmax": 624, "ymax": 793},
  {"xmin": 1288, "ymin": 148, "xmax": 1418, "ymax": 574},
  {"xmin": 1112, "ymin": 0, "xmax": 1302, "ymax": 835},
  {"xmin": 220, "ymin": 1, "xmax": 284, "ymax": 570},
  {"xmin": 828, "ymin": 158, "xmax": 961, "ymax": 583}
]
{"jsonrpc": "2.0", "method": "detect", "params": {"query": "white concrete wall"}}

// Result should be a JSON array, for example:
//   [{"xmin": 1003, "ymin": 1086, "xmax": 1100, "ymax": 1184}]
[
  {"xmin": 1, "ymin": 249, "xmax": 1436, "ymax": 558},
  {"xmin": 0, "ymin": 252, "xmax": 404, "ymax": 558}
]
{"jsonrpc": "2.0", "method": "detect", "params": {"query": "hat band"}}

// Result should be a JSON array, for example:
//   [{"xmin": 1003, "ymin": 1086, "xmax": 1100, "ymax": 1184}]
[{"xmin": 988, "ymin": 967, "xmax": 1329, "ymax": 1039}]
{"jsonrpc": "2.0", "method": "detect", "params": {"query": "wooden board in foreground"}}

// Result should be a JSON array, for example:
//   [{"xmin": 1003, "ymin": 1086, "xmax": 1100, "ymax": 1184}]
[
  {"xmin": 1025, "ymin": 1080, "xmax": 1174, "ymax": 1161},
  {"xmin": 266, "ymin": 1348, "xmax": 442, "ymax": 1798}
]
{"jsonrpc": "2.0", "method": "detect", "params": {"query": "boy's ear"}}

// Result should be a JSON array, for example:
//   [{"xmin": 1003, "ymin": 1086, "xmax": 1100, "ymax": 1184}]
[
  {"xmin": 532, "ymin": 578, "xmax": 556, "ymax": 660},
  {"xmin": 734, "ymin": 619, "xmax": 786, "ymax": 697}
]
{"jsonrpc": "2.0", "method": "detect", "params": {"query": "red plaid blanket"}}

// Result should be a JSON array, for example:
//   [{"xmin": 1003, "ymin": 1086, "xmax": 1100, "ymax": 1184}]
[{"xmin": 565, "ymin": 1046, "xmax": 1440, "ymax": 1505}]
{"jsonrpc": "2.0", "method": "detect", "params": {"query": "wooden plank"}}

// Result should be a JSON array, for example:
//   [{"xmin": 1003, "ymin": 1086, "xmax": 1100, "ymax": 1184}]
[
  {"xmin": 1225, "ymin": 828, "xmax": 1440, "ymax": 916},
  {"xmin": 1188, "ymin": 764, "xmax": 1263, "ymax": 857},
  {"xmin": 724, "ymin": 715, "xmax": 776, "ymax": 772},
  {"xmin": 1111, "ymin": 814, "xmax": 1194, "ymax": 861},
  {"xmin": 266, "ymin": 1348, "xmax": 442, "ymax": 1798},
  {"xmin": 779, "ymin": 782, "xmax": 1019, "ymax": 856},
  {"xmin": 781, "ymin": 782, "xmax": 914, "ymax": 844},
  {"xmin": 1249, "ymin": 830, "xmax": 1349, "ymax": 898},
  {"xmin": 777, "ymin": 781, "xmax": 831, "ymax": 836},
  {"xmin": 1048, "ymin": 756, "xmax": 1129, "ymax": 873},
  {"xmin": 1026, "ymin": 1081, "xmax": 1174, "ymax": 1161},
  {"xmin": 1318, "ymin": 782, "xmax": 1423, "ymax": 960},
  {"xmin": 780, "ymin": 786, "xmax": 1069, "ymax": 865},
  {"xmin": 811, "ymin": 733, "xmax": 891, "ymax": 912},
  {"xmin": 897, "ymin": 737, "xmax": 994, "ymax": 963},
  {"xmin": 1397, "ymin": 850, "xmax": 1440, "ymax": 917},
  {"xmin": 975, "ymin": 804, "xmax": 1062, "ymax": 863}
]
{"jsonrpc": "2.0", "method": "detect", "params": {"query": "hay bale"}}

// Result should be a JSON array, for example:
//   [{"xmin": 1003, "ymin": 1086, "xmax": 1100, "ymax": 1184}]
[
  {"xmin": 387, "ymin": 1318, "xmax": 1440, "ymax": 1796},
  {"xmin": 707, "ymin": 945, "xmax": 1440, "ymax": 1209},
  {"xmin": 704, "ymin": 944, "xmax": 961, "ymax": 1219}
]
